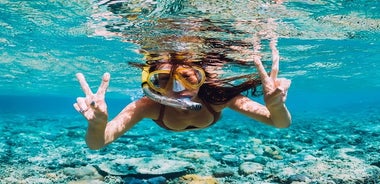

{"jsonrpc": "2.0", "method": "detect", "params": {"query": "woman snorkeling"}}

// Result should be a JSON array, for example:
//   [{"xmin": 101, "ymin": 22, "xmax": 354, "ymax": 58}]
[{"xmin": 73, "ymin": 35, "xmax": 291, "ymax": 150}]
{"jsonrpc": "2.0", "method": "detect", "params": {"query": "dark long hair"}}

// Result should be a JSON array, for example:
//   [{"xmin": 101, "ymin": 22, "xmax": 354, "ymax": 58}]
[
  {"xmin": 199, "ymin": 74, "xmax": 262, "ymax": 105},
  {"xmin": 197, "ymin": 50, "xmax": 263, "ymax": 105}
]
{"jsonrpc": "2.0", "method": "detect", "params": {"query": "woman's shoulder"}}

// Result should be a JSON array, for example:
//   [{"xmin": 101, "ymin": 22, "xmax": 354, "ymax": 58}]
[
  {"xmin": 206, "ymin": 99, "xmax": 231, "ymax": 112},
  {"xmin": 136, "ymin": 96, "xmax": 159, "ymax": 104},
  {"xmin": 131, "ymin": 97, "xmax": 162, "ymax": 119},
  {"xmin": 215, "ymin": 94, "xmax": 249, "ymax": 110}
]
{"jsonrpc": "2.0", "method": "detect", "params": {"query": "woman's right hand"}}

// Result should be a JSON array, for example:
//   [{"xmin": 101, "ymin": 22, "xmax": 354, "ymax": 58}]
[{"xmin": 73, "ymin": 73, "xmax": 110, "ymax": 126}]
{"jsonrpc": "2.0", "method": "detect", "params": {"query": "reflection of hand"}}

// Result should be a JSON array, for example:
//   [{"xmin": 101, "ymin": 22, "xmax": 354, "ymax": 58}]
[
  {"xmin": 253, "ymin": 38, "xmax": 291, "ymax": 108},
  {"xmin": 73, "ymin": 73, "xmax": 110, "ymax": 125}
]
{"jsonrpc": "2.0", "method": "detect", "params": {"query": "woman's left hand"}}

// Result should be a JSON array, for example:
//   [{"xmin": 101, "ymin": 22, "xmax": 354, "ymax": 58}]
[{"xmin": 253, "ymin": 37, "xmax": 291, "ymax": 108}]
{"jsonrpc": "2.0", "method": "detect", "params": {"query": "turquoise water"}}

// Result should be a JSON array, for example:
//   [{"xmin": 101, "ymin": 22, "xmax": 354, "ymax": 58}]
[{"xmin": 1, "ymin": 0, "xmax": 380, "ymax": 183}]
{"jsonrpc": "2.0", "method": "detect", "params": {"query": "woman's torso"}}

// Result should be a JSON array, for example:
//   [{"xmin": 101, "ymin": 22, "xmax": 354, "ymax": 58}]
[{"xmin": 152, "ymin": 98, "xmax": 222, "ymax": 131}]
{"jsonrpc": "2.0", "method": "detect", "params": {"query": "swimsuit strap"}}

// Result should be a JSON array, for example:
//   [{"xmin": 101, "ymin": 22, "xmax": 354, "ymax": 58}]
[
  {"xmin": 157, "ymin": 104, "xmax": 166, "ymax": 122},
  {"xmin": 200, "ymin": 99, "xmax": 220, "ymax": 124},
  {"xmin": 153, "ymin": 104, "xmax": 171, "ymax": 130}
]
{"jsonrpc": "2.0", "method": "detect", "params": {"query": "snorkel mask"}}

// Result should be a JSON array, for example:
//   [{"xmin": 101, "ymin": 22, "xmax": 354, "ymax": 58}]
[{"xmin": 141, "ymin": 65, "xmax": 205, "ymax": 111}]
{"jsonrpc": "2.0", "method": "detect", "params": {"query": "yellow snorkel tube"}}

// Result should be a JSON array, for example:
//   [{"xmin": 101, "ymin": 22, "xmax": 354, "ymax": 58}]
[{"xmin": 141, "ymin": 66, "xmax": 202, "ymax": 111}]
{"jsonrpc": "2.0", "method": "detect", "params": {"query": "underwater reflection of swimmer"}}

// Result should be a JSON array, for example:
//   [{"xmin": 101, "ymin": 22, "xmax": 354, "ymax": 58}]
[{"xmin": 73, "ymin": 38, "xmax": 291, "ymax": 150}]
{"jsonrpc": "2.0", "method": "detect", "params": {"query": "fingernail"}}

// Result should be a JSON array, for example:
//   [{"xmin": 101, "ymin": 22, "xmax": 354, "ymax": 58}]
[{"xmin": 104, "ymin": 73, "xmax": 110, "ymax": 80}]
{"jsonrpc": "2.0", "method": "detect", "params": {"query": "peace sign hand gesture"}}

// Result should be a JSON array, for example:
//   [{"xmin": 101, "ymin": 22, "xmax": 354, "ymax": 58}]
[
  {"xmin": 73, "ymin": 73, "xmax": 110, "ymax": 125},
  {"xmin": 253, "ymin": 38, "xmax": 291, "ymax": 108}
]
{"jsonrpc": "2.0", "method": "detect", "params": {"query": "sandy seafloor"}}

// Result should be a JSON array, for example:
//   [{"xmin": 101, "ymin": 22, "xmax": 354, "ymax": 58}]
[{"xmin": 1, "ymin": 95, "xmax": 379, "ymax": 184}]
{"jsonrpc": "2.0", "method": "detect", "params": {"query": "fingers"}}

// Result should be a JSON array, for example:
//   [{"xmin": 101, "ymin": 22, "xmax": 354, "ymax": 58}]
[
  {"xmin": 273, "ymin": 78, "xmax": 291, "ymax": 102},
  {"xmin": 77, "ymin": 97, "xmax": 87, "ymax": 109},
  {"xmin": 76, "ymin": 73, "xmax": 93, "ymax": 96},
  {"xmin": 253, "ymin": 32, "xmax": 280, "ymax": 81},
  {"xmin": 253, "ymin": 34, "xmax": 270, "ymax": 82},
  {"xmin": 75, "ymin": 73, "xmax": 109, "ymax": 116},
  {"xmin": 264, "ymin": 87, "xmax": 284, "ymax": 107},
  {"xmin": 264, "ymin": 84, "xmax": 289, "ymax": 106},
  {"xmin": 74, "ymin": 97, "xmax": 100, "ymax": 116},
  {"xmin": 73, "ymin": 103, "xmax": 81, "ymax": 112},
  {"xmin": 253, "ymin": 55, "xmax": 270, "ymax": 82},
  {"xmin": 273, "ymin": 87, "xmax": 287, "ymax": 102},
  {"xmin": 275, "ymin": 78, "xmax": 291, "ymax": 91},
  {"xmin": 96, "ymin": 73, "xmax": 110, "ymax": 96},
  {"xmin": 269, "ymin": 38, "xmax": 279, "ymax": 80},
  {"xmin": 74, "ymin": 97, "xmax": 89, "ymax": 114}
]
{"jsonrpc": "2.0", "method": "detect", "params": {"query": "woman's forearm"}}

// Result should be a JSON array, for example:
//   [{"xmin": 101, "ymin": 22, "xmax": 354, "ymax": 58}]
[
  {"xmin": 85, "ymin": 122, "xmax": 107, "ymax": 150},
  {"xmin": 267, "ymin": 103, "xmax": 291, "ymax": 128}
]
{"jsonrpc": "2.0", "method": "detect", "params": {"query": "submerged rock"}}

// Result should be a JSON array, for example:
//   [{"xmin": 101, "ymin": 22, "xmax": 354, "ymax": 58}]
[
  {"xmin": 212, "ymin": 167, "xmax": 235, "ymax": 178},
  {"xmin": 63, "ymin": 165, "xmax": 103, "ymax": 181},
  {"xmin": 287, "ymin": 174, "xmax": 311, "ymax": 183},
  {"xmin": 263, "ymin": 145, "xmax": 283, "ymax": 160},
  {"xmin": 238, "ymin": 162, "xmax": 264, "ymax": 176},
  {"xmin": 221, "ymin": 154, "xmax": 241, "ymax": 166},
  {"xmin": 175, "ymin": 149, "xmax": 211, "ymax": 159},
  {"xmin": 179, "ymin": 174, "xmax": 218, "ymax": 184},
  {"xmin": 97, "ymin": 157, "xmax": 194, "ymax": 179}
]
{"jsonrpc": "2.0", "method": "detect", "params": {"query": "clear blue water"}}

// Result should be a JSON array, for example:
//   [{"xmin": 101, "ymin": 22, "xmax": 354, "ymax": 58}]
[{"xmin": 1, "ymin": 0, "xmax": 380, "ymax": 183}]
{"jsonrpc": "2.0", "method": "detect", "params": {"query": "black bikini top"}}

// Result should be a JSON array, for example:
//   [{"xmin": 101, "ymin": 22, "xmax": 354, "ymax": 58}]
[{"xmin": 153, "ymin": 99, "xmax": 220, "ymax": 131}]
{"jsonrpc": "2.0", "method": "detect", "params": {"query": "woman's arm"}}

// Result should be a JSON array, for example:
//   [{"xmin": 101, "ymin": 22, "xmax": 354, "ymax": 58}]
[
  {"xmin": 226, "ymin": 33, "xmax": 291, "ymax": 128},
  {"xmin": 73, "ymin": 73, "xmax": 159, "ymax": 150},
  {"xmin": 85, "ymin": 97, "xmax": 157, "ymax": 149},
  {"xmin": 228, "ymin": 94, "xmax": 291, "ymax": 128}
]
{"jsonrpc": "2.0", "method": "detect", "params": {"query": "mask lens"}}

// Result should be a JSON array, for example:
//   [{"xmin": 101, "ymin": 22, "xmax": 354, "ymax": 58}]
[
  {"xmin": 176, "ymin": 67, "xmax": 205, "ymax": 88},
  {"xmin": 146, "ymin": 66, "xmax": 205, "ymax": 93},
  {"xmin": 148, "ymin": 71, "xmax": 170, "ymax": 93}
]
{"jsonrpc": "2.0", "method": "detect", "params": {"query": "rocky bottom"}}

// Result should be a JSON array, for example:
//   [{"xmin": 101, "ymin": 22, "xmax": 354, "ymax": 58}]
[{"xmin": 0, "ymin": 107, "xmax": 379, "ymax": 184}]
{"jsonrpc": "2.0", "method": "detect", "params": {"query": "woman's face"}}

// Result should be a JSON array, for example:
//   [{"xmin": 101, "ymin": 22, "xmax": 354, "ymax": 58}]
[{"xmin": 156, "ymin": 63, "xmax": 203, "ymax": 99}]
